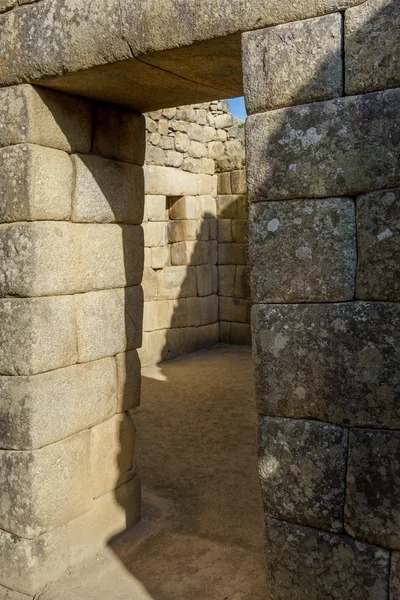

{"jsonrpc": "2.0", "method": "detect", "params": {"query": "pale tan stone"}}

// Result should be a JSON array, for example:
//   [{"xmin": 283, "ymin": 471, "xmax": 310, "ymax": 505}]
[
  {"xmin": 216, "ymin": 195, "xmax": 239, "ymax": 218},
  {"xmin": 200, "ymin": 195, "xmax": 217, "ymax": 218},
  {"xmin": 116, "ymin": 350, "xmax": 141, "ymax": 412},
  {"xmin": 151, "ymin": 245, "xmax": 170, "ymax": 269},
  {"xmin": 169, "ymin": 196, "xmax": 200, "ymax": 220},
  {"xmin": 143, "ymin": 299, "xmax": 175, "ymax": 331},
  {"xmin": 0, "ymin": 358, "xmax": 117, "ymax": 450},
  {"xmin": 0, "ymin": 296, "xmax": 77, "ymax": 376},
  {"xmin": 143, "ymin": 221, "xmax": 168, "ymax": 247},
  {"xmin": 93, "ymin": 105, "xmax": 145, "ymax": 165},
  {"xmin": 200, "ymin": 295, "xmax": 218, "ymax": 325},
  {"xmin": 0, "ymin": 431, "xmax": 92, "ymax": 538},
  {"xmin": 170, "ymin": 298, "xmax": 189, "ymax": 328},
  {"xmin": 75, "ymin": 287, "xmax": 143, "ymax": 362},
  {"xmin": 171, "ymin": 241, "xmax": 208, "ymax": 266},
  {"xmin": 145, "ymin": 166, "xmax": 212, "ymax": 196},
  {"xmin": 0, "ymin": 85, "xmax": 92, "ymax": 153},
  {"xmin": 90, "ymin": 413, "xmax": 135, "ymax": 498},
  {"xmin": 168, "ymin": 219, "xmax": 199, "ymax": 242},
  {"xmin": 157, "ymin": 266, "xmax": 197, "ymax": 300},
  {"xmin": 144, "ymin": 328, "xmax": 181, "ymax": 365},
  {"xmin": 0, "ymin": 144, "xmax": 72, "ymax": 223},
  {"xmin": 158, "ymin": 119, "xmax": 169, "ymax": 135},
  {"xmin": 175, "ymin": 131, "xmax": 190, "ymax": 152},
  {"xmin": 230, "ymin": 170, "xmax": 247, "ymax": 195},
  {"xmin": 217, "ymin": 172, "xmax": 232, "ymax": 195},
  {"xmin": 144, "ymin": 247, "xmax": 152, "ymax": 268},
  {"xmin": 146, "ymin": 145, "xmax": 166, "ymax": 166},
  {"xmin": 67, "ymin": 477, "xmax": 140, "ymax": 567},
  {"xmin": 72, "ymin": 154, "xmax": 144, "ymax": 224},
  {"xmin": 146, "ymin": 195, "xmax": 168, "ymax": 221},
  {"xmin": 142, "ymin": 268, "xmax": 158, "ymax": 301}
]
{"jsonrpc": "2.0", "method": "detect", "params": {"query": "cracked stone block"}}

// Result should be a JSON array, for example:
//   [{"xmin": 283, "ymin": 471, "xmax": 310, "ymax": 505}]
[
  {"xmin": 72, "ymin": 154, "xmax": 144, "ymax": 224},
  {"xmin": 259, "ymin": 417, "xmax": 347, "ymax": 532},
  {"xmin": 345, "ymin": 429, "xmax": 400, "ymax": 549},
  {"xmin": 0, "ymin": 296, "xmax": 77, "ymax": 376},
  {"xmin": 93, "ymin": 105, "xmax": 146, "ymax": 165},
  {"xmin": 345, "ymin": 0, "xmax": 400, "ymax": 95},
  {"xmin": 75, "ymin": 286, "xmax": 144, "ymax": 362},
  {"xmin": 0, "ymin": 357, "xmax": 117, "ymax": 450},
  {"xmin": 356, "ymin": 188, "xmax": 400, "ymax": 301},
  {"xmin": 246, "ymin": 88, "xmax": 400, "ymax": 201},
  {"xmin": 265, "ymin": 518, "xmax": 390, "ymax": 600},
  {"xmin": 243, "ymin": 14, "xmax": 343, "ymax": 114},
  {"xmin": 0, "ymin": 85, "xmax": 92, "ymax": 152},
  {"xmin": 252, "ymin": 302, "xmax": 400, "ymax": 428},
  {"xmin": 250, "ymin": 198, "xmax": 356, "ymax": 302},
  {"xmin": 0, "ymin": 431, "xmax": 92, "ymax": 538},
  {"xmin": 0, "ymin": 144, "xmax": 72, "ymax": 223}
]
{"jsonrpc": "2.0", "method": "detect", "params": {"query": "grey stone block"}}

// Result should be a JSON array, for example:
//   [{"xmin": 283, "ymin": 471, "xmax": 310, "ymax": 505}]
[
  {"xmin": 356, "ymin": 188, "xmax": 400, "ymax": 301},
  {"xmin": 250, "ymin": 198, "xmax": 356, "ymax": 302},
  {"xmin": 252, "ymin": 302, "xmax": 400, "ymax": 428},
  {"xmin": 246, "ymin": 89, "xmax": 400, "ymax": 201},
  {"xmin": 391, "ymin": 552, "xmax": 400, "ymax": 600},
  {"xmin": 259, "ymin": 417, "xmax": 347, "ymax": 532},
  {"xmin": 243, "ymin": 14, "xmax": 343, "ymax": 114},
  {"xmin": 265, "ymin": 518, "xmax": 390, "ymax": 600},
  {"xmin": 345, "ymin": 428, "xmax": 400, "ymax": 549}
]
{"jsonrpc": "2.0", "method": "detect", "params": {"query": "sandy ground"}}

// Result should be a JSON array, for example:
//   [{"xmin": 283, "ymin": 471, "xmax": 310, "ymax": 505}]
[{"xmin": 36, "ymin": 345, "xmax": 267, "ymax": 600}]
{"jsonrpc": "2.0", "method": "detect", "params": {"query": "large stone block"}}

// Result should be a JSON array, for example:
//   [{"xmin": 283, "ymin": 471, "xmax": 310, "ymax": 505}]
[
  {"xmin": 93, "ymin": 105, "xmax": 145, "ymax": 165},
  {"xmin": 0, "ymin": 296, "xmax": 76, "ymax": 376},
  {"xmin": 356, "ymin": 188, "xmax": 400, "ymax": 301},
  {"xmin": 0, "ymin": 526, "xmax": 68, "ymax": 596},
  {"xmin": 219, "ymin": 297, "xmax": 250, "ymax": 323},
  {"xmin": 72, "ymin": 154, "xmax": 144, "ymax": 224},
  {"xmin": 200, "ymin": 295, "xmax": 218, "ymax": 325},
  {"xmin": 145, "ymin": 166, "xmax": 212, "ymax": 196},
  {"xmin": 252, "ymin": 302, "xmax": 400, "ymax": 428},
  {"xmin": 90, "ymin": 413, "xmax": 135, "ymax": 498},
  {"xmin": 345, "ymin": 429, "xmax": 400, "ymax": 549},
  {"xmin": 0, "ymin": 431, "xmax": 92, "ymax": 538},
  {"xmin": 143, "ymin": 221, "xmax": 168, "ymax": 247},
  {"xmin": 345, "ymin": 0, "xmax": 400, "ymax": 95},
  {"xmin": 259, "ymin": 417, "xmax": 347, "ymax": 532},
  {"xmin": 116, "ymin": 350, "xmax": 141, "ymax": 412},
  {"xmin": 75, "ymin": 287, "xmax": 143, "ymax": 362},
  {"xmin": 243, "ymin": 14, "xmax": 342, "ymax": 114},
  {"xmin": 0, "ymin": 85, "xmax": 92, "ymax": 152},
  {"xmin": 0, "ymin": 144, "xmax": 72, "ymax": 222},
  {"xmin": 171, "ymin": 241, "xmax": 208, "ymax": 266},
  {"xmin": 218, "ymin": 243, "xmax": 247, "ymax": 265},
  {"xmin": 246, "ymin": 89, "xmax": 400, "ymax": 201},
  {"xmin": 391, "ymin": 552, "xmax": 400, "ymax": 600},
  {"xmin": 157, "ymin": 266, "xmax": 197, "ymax": 299},
  {"xmin": 168, "ymin": 196, "xmax": 200, "ymax": 220},
  {"xmin": 67, "ymin": 476, "xmax": 141, "ymax": 567},
  {"xmin": 0, "ymin": 358, "xmax": 117, "ymax": 450},
  {"xmin": 143, "ymin": 299, "xmax": 175, "ymax": 331},
  {"xmin": 265, "ymin": 518, "xmax": 390, "ymax": 600},
  {"xmin": 168, "ymin": 219, "xmax": 199, "ymax": 242},
  {"xmin": 250, "ymin": 198, "xmax": 356, "ymax": 302},
  {"xmin": 146, "ymin": 195, "xmax": 168, "ymax": 221},
  {"xmin": 140, "ymin": 328, "xmax": 180, "ymax": 366}
]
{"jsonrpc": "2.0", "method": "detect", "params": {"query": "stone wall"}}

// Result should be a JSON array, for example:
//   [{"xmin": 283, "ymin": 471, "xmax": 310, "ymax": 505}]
[{"xmin": 141, "ymin": 101, "xmax": 250, "ymax": 366}]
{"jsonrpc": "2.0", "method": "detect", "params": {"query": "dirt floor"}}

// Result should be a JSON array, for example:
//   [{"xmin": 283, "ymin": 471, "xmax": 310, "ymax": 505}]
[{"xmin": 39, "ymin": 345, "xmax": 267, "ymax": 600}]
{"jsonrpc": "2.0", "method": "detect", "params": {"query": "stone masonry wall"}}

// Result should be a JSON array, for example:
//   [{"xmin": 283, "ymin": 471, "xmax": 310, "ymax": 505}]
[
  {"xmin": 141, "ymin": 101, "xmax": 250, "ymax": 365},
  {"xmin": 243, "ymin": 1, "xmax": 400, "ymax": 599}
]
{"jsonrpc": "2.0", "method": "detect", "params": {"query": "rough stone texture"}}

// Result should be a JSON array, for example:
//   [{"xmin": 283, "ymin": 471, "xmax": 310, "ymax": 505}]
[
  {"xmin": 145, "ymin": 166, "xmax": 212, "ymax": 196},
  {"xmin": 0, "ymin": 222, "xmax": 144, "ymax": 296},
  {"xmin": 345, "ymin": 0, "xmax": 400, "ymax": 95},
  {"xmin": 67, "ymin": 477, "xmax": 141, "ymax": 567},
  {"xmin": 0, "ymin": 526, "xmax": 68, "ymax": 596},
  {"xmin": 243, "ymin": 14, "xmax": 343, "ymax": 114},
  {"xmin": 0, "ymin": 358, "xmax": 117, "ymax": 450},
  {"xmin": 75, "ymin": 287, "xmax": 143, "ymax": 363},
  {"xmin": 0, "ymin": 431, "xmax": 92, "ymax": 538},
  {"xmin": 0, "ymin": 144, "xmax": 72, "ymax": 222},
  {"xmin": 391, "ymin": 552, "xmax": 400, "ymax": 600},
  {"xmin": 246, "ymin": 89, "xmax": 400, "ymax": 201},
  {"xmin": 250, "ymin": 198, "xmax": 356, "ymax": 302},
  {"xmin": 72, "ymin": 154, "xmax": 144, "ymax": 224},
  {"xmin": 264, "ymin": 518, "xmax": 390, "ymax": 600},
  {"xmin": 90, "ymin": 413, "xmax": 136, "ymax": 498},
  {"xmin": 0, "ymin": 296, "xmax": 76, "ymax": 376},
  {"xmin": 0, "ymin": 85, "xmax": 92, "ymax": 153},
  {"xmin": 116, "ymin": 350, "xmax": 141, "ymax": 412},
  {"xmin": 345, "ymin": 429, "xmax": 400, "ymax": 549},
  {"xmin": 356, "ymin": 188, "xmax": 400, "ymax": 301},
  {"xmin": 259, "ymin": 417, "xmax": 347, "ymax": 532},
  {"xmin": 252, "ymin": 302, "xmax": 400, "ymax": 428},
  {"xmin": 93, "ymin": 105, "xmax": 146, "ymax": 165}
]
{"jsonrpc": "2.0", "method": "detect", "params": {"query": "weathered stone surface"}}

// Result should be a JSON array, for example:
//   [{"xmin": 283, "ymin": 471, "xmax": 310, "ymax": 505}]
[
  {"xmin": 145, "ymin": 166, "xmax": 212, "ymax": 196},
  {"xmin": 265, "ymin": 518, "xmax": 390, "ymax": 600},
  {"xmin": 0, "ymin": 431, "xmax": 92, "ymax": 538},
  {"xmin": 93, "ymin": 105, "xmax": 145, "ymax": 165},
  {"xmin": 0, "ymin": 222, "xmax": 144, "ymax": 296},
  {"xmin": 67, "ymin": 476, "xmax": 141, "ymax": 566},
  {"xmin": 116, "ymin": 350, "xmax": 141, "ymax": 412},
  {"xmin": 0, "ymin": 85, "xmax": 92, "ymax": 153},
  {"xmin": 259, "ymin": 417, "xmax": 347, "ymax": 532},
  {"xmin": 246, "ymin": 89, "xmax": 400, "ymax": 201},
  {"xmin": 252, "ymin": 302, "xmax": 400, "ymax": 428},
  {"xmin": 72, "ymin": 154, "xmax": 144, "ymax": 224},
  {"xmin": 0, "ymin": 144, "xmax": 72, "ymax": 222},
  {"xmin": 0, "ymin": 526, "xmax": 68, "ymax": 596},
  {"xmin": 157, "ymin": 266, "xmax": 197, "ymax": 300},
  {"xmin": 243, "ymin": 14, "xmax": 343, "ymax": 114},
  {"xmin": 75, "ymin": 286, "xmax": 143, "ymax": 362},
  {"xmin": 345, "ymin": 429, "xmax": 400, "ymax": 549},
  {"xmin": 390, "ymin": 552, "xmax": 400, "ymax": 600},
  {"xmin": 200, "ymin": 295, "xmax": 218, "ymax": 325},
  {"xmin": 219, "ymin": 297, "xmax": 249, "ymax": 323},
  {"xmin": 90, "ymin": 413, "xmax": 135, "ymax": 498},
  {"xmin": 345, "ymin": 0, "xmax": 400, "ymax": 95},
  {"xmin": 250, "ymin": 198, "xmax": 356, "ymax": 302},
  {"xmin": 356, "ymin": 188, "xmax": 400, "ymax": 301},
  {"xmin": 0, "ymin": 358, "xmax": 117, "ymax": 450},
  {"xmin": 218, "ymin": 243, "xmax": 247, "ymax": 265},
  {"xmin": 0, "ymin": 296, "xmax": 76, "ymax": 376},
  {"xmin": 0, "ymin": 0, "xmax": 17, "ymax": 11},
  {"xmin": 146, "ymin": 195, "xmax": 168, "ymax": 221}
]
